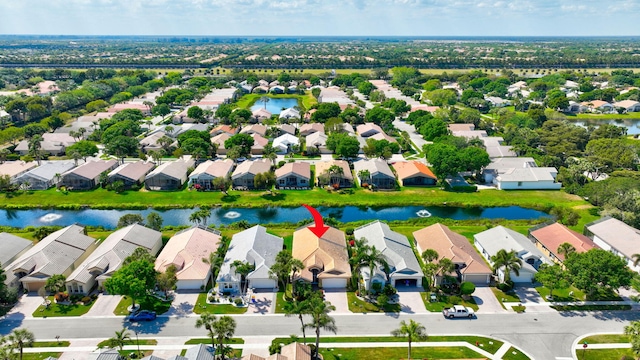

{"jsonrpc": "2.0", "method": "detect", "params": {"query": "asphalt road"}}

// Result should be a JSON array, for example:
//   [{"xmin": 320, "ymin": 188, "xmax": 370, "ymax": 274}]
[{"xmin": 3, "ymin": 311, "xmax": 639, "ymax": 359}]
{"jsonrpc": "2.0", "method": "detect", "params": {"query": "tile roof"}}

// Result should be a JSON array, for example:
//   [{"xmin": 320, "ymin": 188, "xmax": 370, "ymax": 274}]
[
  {"xmin": 155, "ymin": 226, "xmax": 221, "ymax": 281},
  {"xmin": 275, "ymin": 162, "xmax": 311, "ymax": 179},
  {"xmin": 314, "ymin": 160, "xmax": 353, "ymax": 181},
  {"xmin": 0, "ymin": 161, "xmax": 38, "ymax": 178},
  {"xmin": 189, "ymin": 160, "xmax": 234, "ymax": 179},
  {"xmin": 109, "ymin": 161, "xmax": 155, "ymax": 182},
  {"xmin": 65, "ymin": 160, "xmax": 118, "ymax": 180},
  {"xmin": 15, "ymin": 161, "xmax": 75, "ymax": 183},
  {"xmin": 0, "ymin": 232, "xmax": 32, "ymax": 267},
  {"xmin": 292, "ymin": 226, "xmax": 351, "ymax": 282},
  {"xmin": 585, "ymin": 217, "xmax": 640, "ymax": 259},
  {"xmin": 299, "ymin": 123, "xmax": 324, "ymax": 135},
  {"xmin": 232, "ymin": 159, "xmax": 271, "ymax": 179},
  {"xmin": 392, "ymin": 161, "xmax": 436, "ymax": 181},
  {"xmin": 353, "ymin": 159, "xmax": 395, "ymax": 179},
  {"xmin": 473, "ymin": 226, "xmax": 547, "ymax": 263},
  {"xmin": 145, "ymin": 158, "xmax": 195, "ymax": 182},
  {"xmin": 530, "ymin": 222, "xmax": 597, "ymax": 261}
]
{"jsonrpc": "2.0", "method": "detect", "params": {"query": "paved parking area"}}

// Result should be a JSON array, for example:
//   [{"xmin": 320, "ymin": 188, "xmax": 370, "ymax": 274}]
[
  {"xmin": 247, "ymin": 291, "xmax": 275, "ymax": 314},
  {"xmin": 396, "ymin": 288, "xmax": 427, "ymax": 314},
  {"xmin": 84, "ymin": 294, "xmax": 122, "ymax": 317},
  {"xmin": 473, "ymin": 286, "xmax": 507, "ymax": 314},
  {"xmin": 323, "ymin": 289, "xmax": 350, "ymax": 313},
  {"xmin": 165, "ymin": 292, "xmax": 199, "ymax": 317},
  {"xmin": 6, "ymin": 293, "xmax": 45, "ymax": 319}
]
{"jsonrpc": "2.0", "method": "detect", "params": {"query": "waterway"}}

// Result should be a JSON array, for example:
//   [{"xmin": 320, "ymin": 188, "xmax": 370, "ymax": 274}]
[
  {"xmin": 572, "ymin": 118, "xmax": 640, "ymax": 135},
  {"xmin": 0, "ymin": 205, "xmax": 549, "ymax": 229},
  {"xmin": 250, "ymin": 98, "xmax": 299, "ymax": 115}
]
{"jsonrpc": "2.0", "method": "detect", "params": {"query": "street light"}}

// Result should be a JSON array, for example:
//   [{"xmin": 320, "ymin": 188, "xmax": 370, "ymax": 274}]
[{"xmin": 134, "ymin": 330, "xmax": 140, "ymax": 358}]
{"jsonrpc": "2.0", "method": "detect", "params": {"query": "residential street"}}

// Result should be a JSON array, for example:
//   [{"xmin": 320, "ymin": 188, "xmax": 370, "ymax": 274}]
[{"xmin": 2, "ymin": 310, "xmax": 638, "ymax": 360}]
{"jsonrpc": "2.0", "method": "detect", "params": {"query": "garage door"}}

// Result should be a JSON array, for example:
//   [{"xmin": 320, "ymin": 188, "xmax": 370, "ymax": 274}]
[
  {"xmin": 250, "ymin": 278, "xmax": 276, "ymax": 290},
  {"xmin": 177, "ymin": 279, "xmax": 205, "ymax": 290},
  {"xmin": 321, "ymin": 278, "xmax": 347, "ymax": 289},
  {"xmin": 463, "ymin": 274, "xmax": 491, "ymax": 285},
  {"xmin": 395, "ymin": 279, "xmax": 418, "ymax": 287}
]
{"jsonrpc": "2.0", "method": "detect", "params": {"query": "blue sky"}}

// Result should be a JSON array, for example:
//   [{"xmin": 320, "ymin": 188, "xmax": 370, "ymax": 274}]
[{"xmin": 1, "ymin": 0, "xmax": 639, "ymax": 36}]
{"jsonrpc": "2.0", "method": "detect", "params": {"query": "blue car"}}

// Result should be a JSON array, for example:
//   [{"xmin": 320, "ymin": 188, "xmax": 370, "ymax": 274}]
[{"xmin": 127, "ymin": 310, "xmax": 157, "ymax": 322}]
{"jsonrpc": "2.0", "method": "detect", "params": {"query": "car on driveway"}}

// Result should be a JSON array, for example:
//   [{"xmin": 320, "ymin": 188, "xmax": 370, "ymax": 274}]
[{"xmin": 127, "ymin": 310, "xmax": 157, "ymax": 322}]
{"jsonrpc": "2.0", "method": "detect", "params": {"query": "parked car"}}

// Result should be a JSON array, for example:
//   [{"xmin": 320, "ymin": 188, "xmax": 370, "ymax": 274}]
[
  {"xmin": 128, "ymin": 310, "xmax": 157, "ymax": 321},
  {"xmin": 442, "ymin": 305, "xmax": 475, "ymax": 319}
]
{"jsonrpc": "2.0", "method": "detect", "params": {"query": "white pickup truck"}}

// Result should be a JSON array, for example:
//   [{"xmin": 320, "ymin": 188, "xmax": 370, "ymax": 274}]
[{"xmin": 442, "ymin": 305, "xmax": 475, "ymax": 318}]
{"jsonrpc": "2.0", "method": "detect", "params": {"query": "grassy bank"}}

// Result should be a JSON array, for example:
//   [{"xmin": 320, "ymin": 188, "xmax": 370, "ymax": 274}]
[{"xmin": 234, "ymin": 92, "xmax": 317, "ymax": 111}]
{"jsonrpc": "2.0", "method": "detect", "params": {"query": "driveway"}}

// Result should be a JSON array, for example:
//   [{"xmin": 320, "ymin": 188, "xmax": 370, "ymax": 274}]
[
  {"xmin": 396, "ymin": 288, "xmax": 427, "ymax": 314},
  {"xmin": 84, "ymin": 294, "xmax": 123, "ymax": 317},
  {"xmin": 393, "ymin": 119, "xmax": 429, "ymax": 150},
  {"xmin": 164, "ymin": 291, "xmax": 199, "ymax": 317},
  {"xmin": 247, "ymin": 291, "xmax": 275, "ymax": 314},
  {"xmin": 6, "ymin": 293, "xmax": 46, "ymax": 319},
  {"xmin": 512, "ymin": 285, "xmax": 554, "ymax": 313},
  {"xmin": 472, "ymin": 286, "xmax": 507, "ymax": 314},
  {"xmin": 323, "ymin": 289, "xmax": 349, "ymax": 314}
]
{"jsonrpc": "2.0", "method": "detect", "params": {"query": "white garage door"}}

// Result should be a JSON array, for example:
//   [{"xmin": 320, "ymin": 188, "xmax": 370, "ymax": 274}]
[
  {"xmin": 177, "ymin": 279, "xmax": 205, "ymax": 290},
  {"xmin": 509, "ymin": 270, "xmax": 535, "ymax": 283},
  {"xmin": 321, "ymin": 278, "xmax": 347, "ymax": 289},
  {"xmin": 250, "ymin": 278, "xmax": 276, "ymax": 290}
]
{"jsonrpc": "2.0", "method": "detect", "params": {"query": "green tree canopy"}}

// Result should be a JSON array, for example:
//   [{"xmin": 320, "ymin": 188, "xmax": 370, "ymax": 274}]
[{"xmin": 564, "ymin": 248, "xmax": 634, "ymax": 298}]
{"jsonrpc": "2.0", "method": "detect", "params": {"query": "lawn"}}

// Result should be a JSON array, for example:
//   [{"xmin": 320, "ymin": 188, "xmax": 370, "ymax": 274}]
[
  {"xmin": 113, "ymin": 295, "xmax": 172, "ymax": 316},
  {"xmin": 580, "ymin": 334, "xmax": 630, "ymax": 344},
  {"xmin": 536, "ymin": 286, "xmax": 586, "ymax": 301},
  {"xmin": 490, "ymin": 288, "xmax": 521, "ymax": 309},
  {"xmin": 346, "ymin": 292, "xmax": 401, "ymax": 313},
  {"xmin": 32, "ymin": 296, "xmax": 95, "ymax": 317},
  {"xmin": 551, "ymin": 304, "xmax": 631, "ymax": 311},
  {"xmin": 319, "ymin": 346, "xmax": 483, "ymax": 360},
  {"xmin": 23, "ymin": 353, "xmax": 62, "ymax": 360},
  {"xmin": 97, "ymin": 339, "xmax": 158, "ymax": 347},
  {"xmin": 274, "ymin": 291, "xmax": 289, "ymax": 314},
  {"xmin": 501, "ymin": 346, "xmax": 531, "ymax": 360},
  {"xmin": 192, "ymin": 293, "xmax": 248, "ymax": 314},
  {"xmin": 580, "ymin": 348, "xmax": 635, "ymax": 360},
  {"xmin": 184, "ymin": 338, "xmax": 244, "ymax": 345},
  {"xmin": 32, "ymin": 341, "xmax": 71, "ymax": 347},
  {"xmin": 422, "ymin": 292, "xmax": 479, "ymax": 312}
]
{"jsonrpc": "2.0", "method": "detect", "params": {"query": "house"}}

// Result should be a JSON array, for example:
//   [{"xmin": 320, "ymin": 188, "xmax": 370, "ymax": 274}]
[
  {"xmin": 252, "ymin": 108, "xmax": 272, "ymax": 122},
  {"xmin": 368, "ymin": 132, "xmax": 397, "ymax": 143},
  {"xmin": 66, "ymin": 224, "xmax": 162, "ymax": 294},
  {"xmin": 580, "ymin": 100, "xmax": 615, "ymax": 113},
  {"xmin": 209, "ymin": 124, "xmax": 239, "ymax": 137},
  {"xmin": 485, "ymin": 96, "xmax": 510, "ymax": 107},
  {"xmin": 211, "ymin": 133, "xmax": 231, "ymax": 155},
  {"xmin": 354, "ymin": 221, "xmax": 423, "ymax": 289},
  {"xmin": 528, "ymin": 222, "xmax": 597, "ymax": 264},
  {"xmin": 474, "ymin": 226, "xmax": 550, "ymax": 283},
  {"xmin": 392, "ymin": 161, "xmax": 437, "ymax": 186},
  {"xmin": 356, "ymin": 123, "xmax": 384, "ymax": 137},
  {"xmin": 145, "ymin": 157, "xmax": 195, "ymax": 190},
  {"xmin": 278, "ymin": 123, "xmax": 297, "ymax": 136},
  {"xmin": 4, "ymin": 225, "xmax": 97, "ymax": 292},
  {"xmin": 0, "ymin": 233, "xmax": 32, "ymax": 268},
  {"xmin": 272, "ymin": 134, "xmax": 299, "ymax": 154},
  {"xmin": 0, "ymin": 161, "xmax": 38, "ymax": 181},
  {"xmin": 353, "ymin": 159, "xmax": 396, "ymax": 189},
  {"xmin": 13, "ymin": 161, "xmax": 75, "ymax": 190},
  {"xmin": 15, "ymin": 133, "xmax": 77, "ymax": 156},
  {"xmin": 315, "ymin": 160, "xmax": 353, "ymax": 188},
  {"xmin": 275, "ymin": 162, "xmax": 311, "ymax": 189},
  {"xmin": 292, "ymin": 225, "xmax": 351, "ymax": 288},
  {"xmin": 250, "ymin": 133, "xmax": 269, "ymax": 155},
  {"xmin": 89, "ymin": 349, "xmax": 122, "ymax": 360},
  {"xmin": 155, "ymin": 226, "xmax": 222, "ymax": 290},
  {"xmin": 299, "ymin": 123, "xmax": 324, "ymax": 137},
  {"xmin": 241, "ymin": 342, "xmax": 312, "ymax": 360},
  {"xmin": 231, "ymin": 159, "xmax": 271, "ymax": 189},
  {"xmin": 584, "ymin": 217, "xmax": 640, "ymax": 272},
  {"xmin": 279, "ymin": 107, "xmax": 300, "ymax": 120},
  {"xmin": 140, "ymin": 344, "xmax": 213, "ymax": 360},
  {"xmin": 483, "ymin": 157, "xmax": 561, "ymax": 190},
  {"xmin": 60, "ymin": 160, "xmax": 119, "ymax": 190},
  {"xmin": 240, "ymin": 124, "xmax": 267, "ymax": 137},
  {"xmin": 216, "ymin": 225, "xmax": 283, "ymax": 293},
  {"xmin": 270, "ymin": 85, "xmax": 285, "ymax": 94},
  {"xmin": 414, "ymin": 224, "xmax": 492, "ymax": 285},
  {"xmin": 139, "ymin": 131, "xmax": 168, "ymax": 152},
  {"xmin": 305, "ymin": 131, "xmax": 330, "ymax": 154},
  {"xmin": 188, "ymin": 159, "xmax": 234, "ymax": 190},
  {"xmin": 108, "ymin": 161, "xmax": 155, "ymax": 189},
  {"xmin": 613, "ymin": 100, "xmax": 640, "ymax": 113}
]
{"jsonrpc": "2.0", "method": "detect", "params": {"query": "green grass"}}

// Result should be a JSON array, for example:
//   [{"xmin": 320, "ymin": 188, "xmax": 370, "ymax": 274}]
[
  {"xmin": 536, "ymin": 286, "xmax": 586, "ymax": 301},
  {"xmin": 32, "ymin": 341, "xmax": 70, "ymax": 347},
  {"xmin": 490, "ymin": 287, "xmax": 521, "ymax": 308},
  {"xmin": 274, "ymin": 291, "xmax": 289, "ymax": 314},
  {"xmin": 97, "ymin": 339, "xmax": 158, "ymax": 347},
  {"xmin": 572, "ymin": 112, "xmax": 640, "ymax": 120},
  {"xmin": 512, "ymin": 305, "xmax": 526, "ymax": 313},
  {"xmin": 192, "ymin": 293, "xmax": 248, "ymax": 314},
  {"xmin": 502, "ymin": 346, "xmax": 531, "ymax": 360},
  {"xmin": 421, "ymin": 292, "xmax": 479, "ymax": 312},
  {"xmin": 319, "ymin": 346, "xmax": 483, "ymax": 360},
  {"xmin": 346, "ymin": 291, "xmax": 401, "ymax": 313},
  {"xmin": 32, "ymin": 296, "xmax": 95, "ymax": 317},
  {"xmin": 184, "ymin": 338, "xmax": 244, "ymax": 345},
  {"xmin": 113, "ymin": 295, "xmax": 172, "ymax": 316},
  {"xmin": 580, "ymin": 334, "xmax": 630, "ymax": 344},
  {"xmin": 23, "ymin": 353, "xmax": 62, "ymax": 360},
  {"xmin": 579, "ymin": 348, "xmax": 635, "ymax": 360},
  {"xmin": 551, "ymin": 304, "xmax": 631, "ymax": 311}
]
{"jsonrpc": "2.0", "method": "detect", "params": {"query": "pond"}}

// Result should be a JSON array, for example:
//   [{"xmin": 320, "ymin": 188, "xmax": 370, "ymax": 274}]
[
  {"xmin": 250, "ymin": 98, "xmax": 299, "ymax": 115},
  {"xmin": 572, "ymin": 118, "xmax": 640, "ymax": 135},
  {"xmin": 0, "ymin": 205, "xmax": 550, "ymax": 229}
]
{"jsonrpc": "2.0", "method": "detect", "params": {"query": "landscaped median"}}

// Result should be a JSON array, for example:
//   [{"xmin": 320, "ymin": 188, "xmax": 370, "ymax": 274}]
[{"xmin": 575, "ymin": 334, "xmax": 634, "ymax": 360}]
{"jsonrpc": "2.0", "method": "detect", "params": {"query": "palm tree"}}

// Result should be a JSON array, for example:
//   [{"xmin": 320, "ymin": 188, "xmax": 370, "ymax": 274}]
[
  {"xmin": 260, "ymin": 96, "xmax": 270, "ymax": 109},
  {"xmin": 421, "ymin": 249, "xmax": 439, "ymax": 263},
  {"xmin": 195, "ymin": 313, "xmax": 218, "ymax": 349},
  {"xmin": 633, "ymin": 254, "xmax": 640, "ymax": 267},
  {"xmin": 283, "ymin": 297, "xmax": 312, "ymax": 343},
  {"xmin": 491, "ymin": 249, "xmax": 522, "ymax": 284},
  {"xmin": 28, "ymin": 135, "xmax": 43, "ymax": 166},
  {"xmin": 304, "ymin": 296, "xmax": 337, "ymax": 359},
  {"xmin": 8, "ymin": 329, "xmax": 35, "ymax": 360},
  {"xmin": 0, "ymin": 337, "xmax": 16, "ymax": 360},
  {"xmin": 624, "ymin": 320, "xmax": 640, "ymax": 359},
  {"xmin": 289, "ymin": 258, "xmax": 305, "ymax": 297},
  {"xmin": 363, "ymin": 245, "xmax": 388, "ymax": 293},
  {"xmin": 557, "ymin": 242, "xmax": 576, "ymax": 259},
  {"xmin": 212, "ymin": 316, "xmax": 236, "ymax": 360},
  {"xmin": 70, "ymin": 150, "xmax": 82, "ymax": 166},
  {"xmin": 203, "ymin": 247, "xmax": 225, "ymax": 290},
  {"xmin": 106, "ymin": 328, "xmax": 130, "ymax": 351},
  {"xmin": 231, "ymin": 260, "xmax": 255, "ymax": 296},
  {"xmin": 0, "ymin": 149, "xmax": 10, "ymax": 164},
  {"xmin": 391, "ymin": 319, "xmax": 428, "ymax": 360},
  {"xmin": 328, "ymin": 164, "xmax": 343, "ymax": 187}
]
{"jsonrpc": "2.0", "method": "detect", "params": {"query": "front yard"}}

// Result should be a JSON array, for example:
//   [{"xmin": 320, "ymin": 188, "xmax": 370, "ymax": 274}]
[
  {"xmin": 490, "ymin": 287, "xmax": 521, "ymax": 309},
  {"xmin": 346, "ymin": 291, "xmax": 401, "ymax": 313},
  {"xmin": 422, "ymin": 292, "xmax": 479, "ymax": 312},
  {"xmin": 192, "ymin": 293, "xmax": 248, "ymax": 315},
  {"xmin": 32, "ymin": 296, "xmax": 95, "ymax": 317},
  {"xmin": 113, "ymin": 295, "xmax": 172, "ymax": 316}
]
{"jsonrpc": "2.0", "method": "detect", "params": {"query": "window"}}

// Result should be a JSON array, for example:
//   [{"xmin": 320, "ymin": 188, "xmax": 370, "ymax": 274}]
[
  {"xmin": 279, "ymin": 179, "xmax": 285, "ymax": 184},
  {"xmin": 300, "ymin": 179, "xmax": 306, "ymax": 183},
  {"xmin": 517, "ymin": 181, "xmax": 523, "ymax": 187}
]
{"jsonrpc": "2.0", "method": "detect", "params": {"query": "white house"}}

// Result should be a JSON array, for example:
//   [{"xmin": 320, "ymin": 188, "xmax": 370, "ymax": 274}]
[
  {"xmin": 279, "ymin": 107, "xmax": 300, "ymax": 120},
  {"xmin": 613, "ymin": 100, "xmax": 640, "ymax": 113},
  {"xmin": 272, "ymin": 133, "xmax": 300, "ymax": 154},
  {"xmin": 584, "ymin": 217, "xmax": 640, "ymax": 273},
  {"xmin": 483, "ymin": 157, "xmax": 561, "ymax": 190}
]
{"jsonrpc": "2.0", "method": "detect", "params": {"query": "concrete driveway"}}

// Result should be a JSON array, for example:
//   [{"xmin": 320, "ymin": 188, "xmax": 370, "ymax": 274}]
[
  {"xmin": 323, "ymin": 289, "xmax": 350, "ymax": 313},
  {"xmin": 84, "ymin": 294, "xmax": 123, "ymax": 317},
  {"xmin": 248, "ymin": 291, "xmax": 275, "ymax": 314},
  {"xmin": 396, "ymin": 288, "xmax": 427, "ymax": 314},
  {"xmin": 472, "ymin": 286, "xmax": 507, "ymax": 314},
  {"xmin": 6, "ymin": 293, "xmax": 45, "ymax": 319},
  {"xmin": 165, "ymin": 292, "xmax": 199, "ymax": 317}
]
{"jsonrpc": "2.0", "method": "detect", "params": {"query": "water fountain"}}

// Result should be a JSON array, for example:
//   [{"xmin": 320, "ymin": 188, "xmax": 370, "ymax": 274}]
[
  {"xmin": 416, "ymin": 209, "xmax": 432, "ymax": 218},
  {"xmin": 40, "ymin": 213, "xmax": 63, "ymax": 222},
  {"xmin": 223, "ymin": 211, "xmax": 241, "ymax": 219}
]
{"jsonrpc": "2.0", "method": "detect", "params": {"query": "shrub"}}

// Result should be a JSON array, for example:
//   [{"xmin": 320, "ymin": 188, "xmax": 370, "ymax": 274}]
[
  {"xmin": 54, "ymin": 292, "xmax": 69, "ymax": 302},
  {"xmin": 383, "ymin": 284, "xmax": 397, "ymax": 296},
  {"xmin": 208, "ymin": 295, "xmax": 216, "ymax": 303},
  {"xmin": 377, "ymin": 293, "xmax": 389, "ymax": 307},
  {"xmin": 234, "ymin": 298, "xmax": 243, "ymax": 306},
  {"xmin": 460, "ymin": 282, "xmax": 476, "ymax": 296},
  {"xmin": 345, "ymin": 227, "xmax": 354, "ymax": 235},
  {"xmin": 448, "ymin": 295, "xmax": 462, "ymax": 305},
  {"xmin": 277, "ymin": 161, "xmax": 286, "ymax": 168},
  {"xmin": 497, "ymin": 280, "xmax": 514, "ymax": 292}
]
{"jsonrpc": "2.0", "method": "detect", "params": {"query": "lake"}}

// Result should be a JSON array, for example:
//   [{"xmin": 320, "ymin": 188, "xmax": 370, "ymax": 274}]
[
  {"xmin": 250, "ymin": 98, "xmax": 299, "ymax": 115},
  {"xmin": 0, "ymin": 205, "xmax": 550, "ymax": 229},
  {"xmin": 572, "ymin": 118, "xmax": 640, "ymax": 135}
]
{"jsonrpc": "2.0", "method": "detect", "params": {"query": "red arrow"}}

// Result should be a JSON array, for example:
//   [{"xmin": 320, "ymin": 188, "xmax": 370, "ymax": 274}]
[{"xmin": 302, "ymin": 204, "xmax": 329, "ymax": 238}]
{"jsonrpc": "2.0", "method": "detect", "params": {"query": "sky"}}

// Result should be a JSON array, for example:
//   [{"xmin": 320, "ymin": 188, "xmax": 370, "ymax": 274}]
[{"xmin": 1, "ymin": 0, "xmax": 639, "ymax": 37}]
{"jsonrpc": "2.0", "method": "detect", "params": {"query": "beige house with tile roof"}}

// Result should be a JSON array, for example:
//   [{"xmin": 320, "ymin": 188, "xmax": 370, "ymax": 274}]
[
  {"xmin": 0, "ymin": 161, "xmax": 38, "ymax": 180},
  {"xmin": 188, "ymin": 159, "xmax": 234, "ymax": 190},
  {"xmin": 241, "ymin": 342, "xmax": 312, "ymax": 360},
  {"xmin": 292, "ymin": 226, "xmax": 351, "ymax": 288},
  {"xmin": 299, "ymin": 123, "xmax": 324, "ymax": 136},
  {"xmin": 108, "ymin": 161, "xmax": 155, "ymax": 189},
  {"xmin": 529, "ymin": 222, "xmax": 597, "ymax": 264},
  {"xmin": 275, "ymin": 162, "xmax": 311, "ymax": 189},
  {"xmin": 60, "ymin": 159, "xmax": 119, "ymax": 190},
  {"xmin": 584, "ymin": 217, "xmax": 640, "ymax": 273},
  {"xmin": 315, "ymin": 160, "xmax": 353, "ymax": 188}
]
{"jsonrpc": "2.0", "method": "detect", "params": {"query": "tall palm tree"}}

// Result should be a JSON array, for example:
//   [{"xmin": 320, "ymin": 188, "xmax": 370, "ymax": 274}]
[
  {"xmin": 289, "ymin": 258, "xmax": 305, "ymax": 297},
  {"xmin": 195, "ymin": 313, "xmax": 218, "ymax": 349},
  {"xmin": 106, "ymin": 328, "xmax": 130, "ymax": 351},
  {"xmin": 491, "ymin": 249, "xmax": 522, "ymax": 284},
  {"xmin": 260, "ymin": 96, "xmax": 270, "ymax": 109},
  {"xmin": 283, "ymin": 297, "xmax": 312, "ymax": 343},
  {"xmin": 624, "ymin": 320, "xmax": 640, "ymax": 359},
  {"xmin": 328, "ymin": 164, "xmax": 343, "ymax": 187},
  {"xmin": 421, "ymin": 249, "xmax": 439, "ymax": 264},
  {"xmin": 7, "ymin": 329, "xmax": 34, "ymax": 360},
  {"xmin": 391, "ymin": 319, "xmax": 428, "ymax": 360},
  {"xmin": 363, "ymin": 245, "xmax": 388, "ymax": 293},
  {"xmin": 203, "ymin": 248, "xmax": 225, "ymax": 290},
  {"xmin": 28, "ymin": 135, "xmax": 43, "ymax": 166},
  {"xmin": 349, "ymin": 240, "xmax": 370, "ymax": 295},
  {"xmin": 231, "ymin": 260, "xmax": 255, "ymax": 296},
  {"xmin": 557, "ymin": 242, "xmax": 576, "ymax": 260},
  {"xmin": 304, "ymin": 296, "xmax": 337, "ymax": 360},
  {"xmin": 0, "ymin": 338, "xmax": 16, "ymax": 360},
  {"xmin": 212, "ymin": 316, "xmax": 236, "ymax": 360}
]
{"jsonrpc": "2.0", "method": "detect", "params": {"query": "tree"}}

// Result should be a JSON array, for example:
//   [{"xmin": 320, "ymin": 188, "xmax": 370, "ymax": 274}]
[
  {"xmin": 633, "ymin": 254, "xmax": 640, "ymax": 267},
  {"xmin": 156, "ymin": 264, "xmax": 178, "ymax": 298},
  {"xmin": 231, "ymin": 260, "xmax": 255, "ymax": 296},
  {"xmin": 259, "ymin": 96, "xmax": 270, "ymax": 109},
  {"xmin": 564, "ymin": 248, "xmax": 634, "ymax": 299},
  {"xmin": 269, "ymin": 250, "xmax": 304, "ymax": 293},
  {"xmin": 7, "ymin": 329, "xmax": 34, "ymax": 360},
  {"xmin": 152, "ymin": 103, "xmax": 171, "ymax": 117},
  {"xmin": 557, "ymin": 242, "xmax": 576, "ymax": 260},
  {"xmin": 189, "ymin": 208, "xmax": 211, "ymax": 226},
  {"xmin": 624, "ymin": 320, "xmax": 640, "ymax": 360},
  {"xmin": 106, "ymin": 328, "xmax": 130, "ymax": 351},
  {"xmin": 105, "ymin": 136, "xmax": 140, "ymax": 162},
  {"xmin": 328, "ymin": 164, "xmax": 344, "ymax": 187},
  {"xmin": 419, "ymin": 118, "xmax": 449, "ymax": 141},
  {"xmin": 66, "ymin": 141, "xmax": 98, "ymax": 161},
  {"xmin": 224, "ymin": 134, "xmax": 254, "ymax": 158},
  {"xmin": 203, "ymin": 245, "xmax": 226, "ymax": 290},
  {"xmin": 357, "ymin": 81, "xmax": 375, "ymax": 96},
  {"xmin": 391, "ymin": 319, "xmax": 428, "ymax": 360},
  {"xmin": 28, "ymin": 135, "xmax": 43, "ymax": 166},
  {"xmin": 491, "ymin": 249, "xmax": 522, "ymax": 284},
  {"xmin": 460, "ymin": 281, "xmax": 476, "ymax": 299},
  {"xmin": 125, "ymin": 247, "xmax": 156, "ymax": 265},
  {"xmin": 187, "ymin": 106, "xmax": 204, "ymax": 121},
  {"xmin": 212, "ymin": 176, "xmax": 232, "ymax": 195},
  {"xmin": 361, "ymin": 245, "xmax": 388, "ymax": 294},
  {"xmin": 253, "ymin": 171, "xmax": 276, "ymax": 190},
  {"xmin": 146, "ymin": 212, "xmax": 163, "ymax": 231},
  {"xmin": 325, "ymin": 133, "xmax": 360, "ymax": 159},
  {"xmin": 534, "ymin": 264, "xmax": 568, "ymax": 300},
  {"xmin": 45, "ymin": 274, "xmax": 66, "ymax": 294},
  {"xmin": 311, "ymin": 87, "xmax": 321, "ymax": 99},
  {"xmin": 304, "ymin": 296, "xmax": 337, "ymax": 359},
  {"xmin": 195, "ymin": 314, "xmax": 237, "ymax": 360},
  {"xmin": 104, "ymin": 257, "xmax": 157, "ymax": 308},
  {"xmin": 283, "ymin": 296, "xmax": 312, "ymax": 343},
  {"xmin": 117, "ymin": 214, "xmax": 144, "ymax": 228}
]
